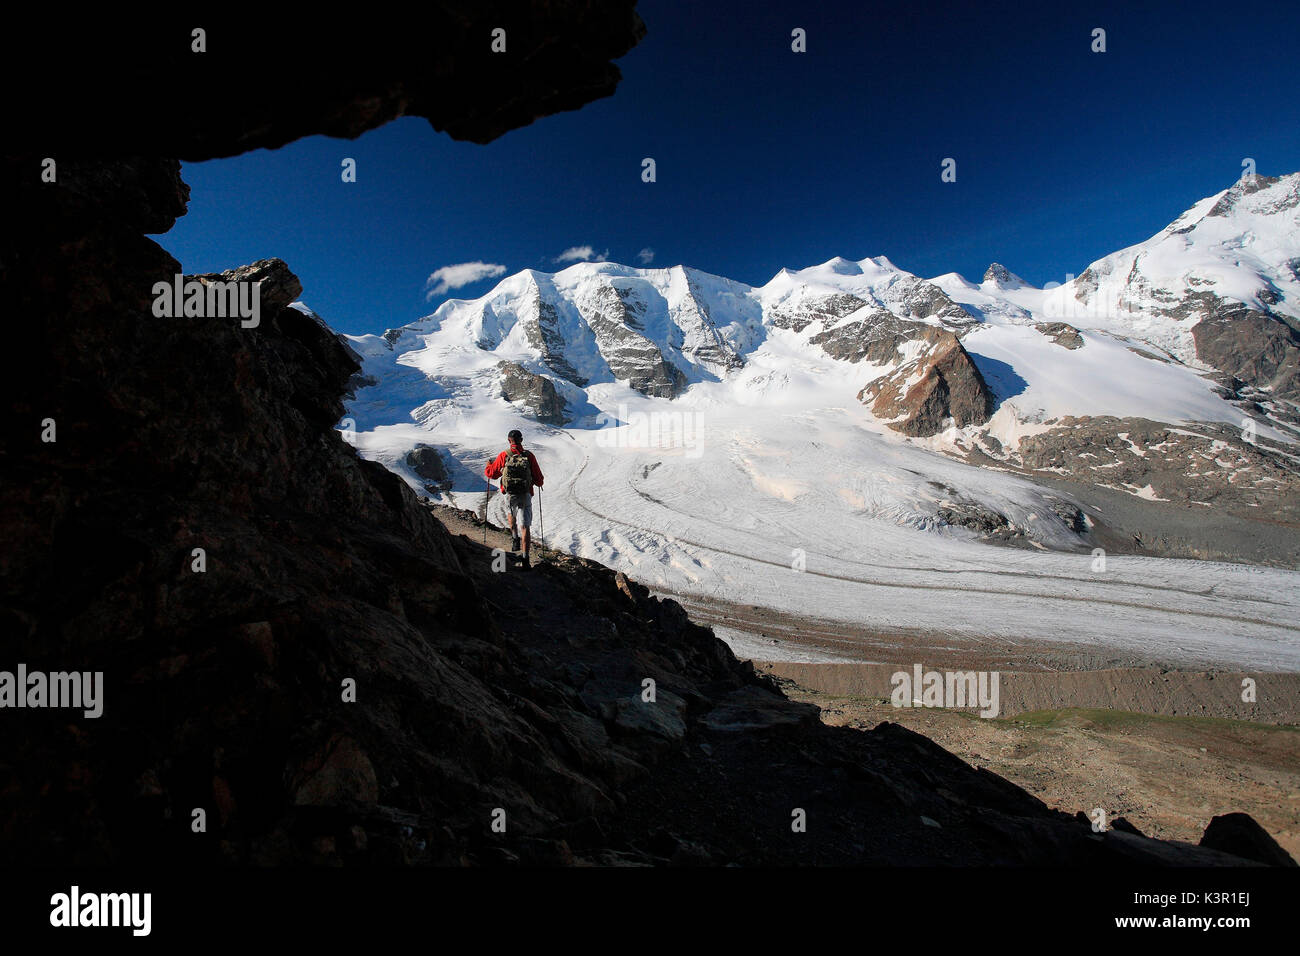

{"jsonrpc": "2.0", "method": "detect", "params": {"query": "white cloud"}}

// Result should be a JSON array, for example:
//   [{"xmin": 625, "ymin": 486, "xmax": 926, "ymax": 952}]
[
  {"xmin": 554, "ymin": 245, "xmax": 609, "ymax": 264},
  {"xmin": 636, "ymin": 247, "xmax": 655, "ymax": 265},
  {"xmin": 424, "ymin": 261, "xmax": 507, "ymax": 299}
]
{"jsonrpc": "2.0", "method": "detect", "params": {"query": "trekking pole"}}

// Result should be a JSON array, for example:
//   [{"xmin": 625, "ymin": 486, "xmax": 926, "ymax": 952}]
[
  {"xmin": 482, "ymin": 474, "xmax": 489, "ymax": 545},
  {"xmin": 537, "ymin": 487, "xmax": 544, "ymax": 552}
]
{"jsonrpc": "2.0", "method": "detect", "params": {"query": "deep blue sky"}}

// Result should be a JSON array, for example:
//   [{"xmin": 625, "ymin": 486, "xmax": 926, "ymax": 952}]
[{"xmin": 160, "ymin": 0, "xmax": 1300, "ymax": 337}]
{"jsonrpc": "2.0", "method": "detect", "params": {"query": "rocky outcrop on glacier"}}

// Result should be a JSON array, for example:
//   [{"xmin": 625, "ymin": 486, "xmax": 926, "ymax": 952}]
[
  {"xmin": 858, "ymin": 329, "xmax": 996, "ymax": 436},
  {"xmin": 498, "ymin": 360, "xmax": 570, "ymax": 425},
  {"xmin": 406, "ymin": 445, "xmax": 452, "ymax": 492},
  {"xmin": 1035, "ymin": 322, "xmax": 1085, "ymax": 349}
]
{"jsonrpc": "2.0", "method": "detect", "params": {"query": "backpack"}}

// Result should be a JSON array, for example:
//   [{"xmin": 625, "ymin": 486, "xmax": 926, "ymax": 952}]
[{"xmin": 502, "ymin": 448, "xmax": 532, "ymax": 495}]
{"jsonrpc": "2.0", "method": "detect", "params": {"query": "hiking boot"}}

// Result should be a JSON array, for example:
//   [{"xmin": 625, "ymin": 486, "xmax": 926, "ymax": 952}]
[
  {"xmin": 520, "ymin": 554, "xmax": 531, "ymax": 570},
  {"xmin": 510, "ymin": 534, "xmax": 520, "ymax": 552}
]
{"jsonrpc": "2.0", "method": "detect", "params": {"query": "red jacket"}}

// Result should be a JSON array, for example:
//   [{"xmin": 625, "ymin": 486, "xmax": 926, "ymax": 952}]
[{"xmin": 485, "ymin": 443, "xmax": 544, "ymax": 496}]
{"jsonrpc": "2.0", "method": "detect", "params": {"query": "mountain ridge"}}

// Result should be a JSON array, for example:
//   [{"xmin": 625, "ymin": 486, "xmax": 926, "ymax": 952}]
[{"xmin": 345, "ymin": 174, "xmax": 1300, "ymax": 510}]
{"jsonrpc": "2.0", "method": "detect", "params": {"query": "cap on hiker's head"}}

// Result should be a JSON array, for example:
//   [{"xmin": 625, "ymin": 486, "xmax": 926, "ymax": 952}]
[{"xmin": 508, "ymin": 429, "xmax": 523, "ymax": 444}]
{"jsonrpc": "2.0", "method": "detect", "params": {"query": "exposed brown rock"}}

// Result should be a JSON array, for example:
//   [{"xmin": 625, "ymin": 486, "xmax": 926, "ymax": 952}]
[
  {"xmin": 292, "ymin": 735, "xmax": 381, "ymax": 807},
  {"xmin": 1035, "ymin": 321, "xmax": 1084, "ymax": 350},
  {"xmin": 859, "ymin": 330, "xmax": 995, "ymax": 436},
  {"xmin": 190, "ymin": 258, "xmax": 303, "ymax": 316}
]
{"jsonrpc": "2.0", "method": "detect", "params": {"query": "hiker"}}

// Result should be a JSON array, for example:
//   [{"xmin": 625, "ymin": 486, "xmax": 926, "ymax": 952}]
[{"xmin": 485, "ymin": 428, "xmax": 544, "ymax": 568}]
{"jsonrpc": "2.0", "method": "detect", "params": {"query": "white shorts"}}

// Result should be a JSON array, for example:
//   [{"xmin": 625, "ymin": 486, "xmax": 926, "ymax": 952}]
[{"xmin": 506, "ymin": 492, "xmax": 532, "ymax": 529}]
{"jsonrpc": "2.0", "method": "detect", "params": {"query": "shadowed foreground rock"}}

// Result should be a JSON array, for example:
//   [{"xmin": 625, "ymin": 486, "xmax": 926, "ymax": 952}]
[
  {"xmin": 1200, "ymin": 813, "xmax": 1298, "ymax": 868},
  {"xmin": 0, "ymin": 8, "xmax": 1290, "ymax": 867},
  {"xmin": 4, "ymin": 5, "xmax": 646, "ymax": 157}
]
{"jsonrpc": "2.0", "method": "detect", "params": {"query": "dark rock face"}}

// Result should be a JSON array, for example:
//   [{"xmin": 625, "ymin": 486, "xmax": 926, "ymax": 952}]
[
  {"xmin": 1199, "ymin": 812, "xmax": 1297, "ymax": 866},
  {"xmin": 938, "ymin": 502, "xmax": 1012, "ymax": 536},
  {"xmin": 858, "ymin": 330, "xmax": 996, "ymax": 437},
  {"xmin": 1035, "ymin": 321, "xmax": 1084, "ymax": 350},
  {"xmin": 1204, "ymin": 174, "xmax": 1287, "ymax": 218},
  {"xmin": 498, "ymin": 361, "xmax": 569, "ymax": 425},
  {"xmin": 1049, "ymin": 499, "xmax": 1089, "ymax": 534},
  {"xmin": 926, "ymin": 481, "xmax": 1085, "ymax": 547},
  {"xmin": 810, "ymin": 310, "xmax": 921, "ymax": 363},
  {"xmin": 675, "ymin": 271, "xmax": 746, "ymax": 374},
  {"xmin": 3, "ymin": 205, "xmax": 489, "ymax": 862},
  {"xmin": 4, "ymin": 157, "xmax": 191, "ymax": 235},
  {"xmin": 8, "ymin": 6, "xmax": 646, "ymax": 158},
  {"xmin": 189, "ymin": 258, "xmax": 304, "ymax": 315},
  {"xmin": 892, "ymin": 277, "xmax": 978, "ymax": 326}
]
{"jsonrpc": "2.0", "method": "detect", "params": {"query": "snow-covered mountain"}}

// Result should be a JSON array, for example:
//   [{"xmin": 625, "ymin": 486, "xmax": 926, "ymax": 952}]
[
  {"xmin": 324, "ymin": 173, "xmax": 1300, "ymax": 670},
  {"xmin": 342, "ymin": 171, "xmax": 1299, "ymax": 471}
]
